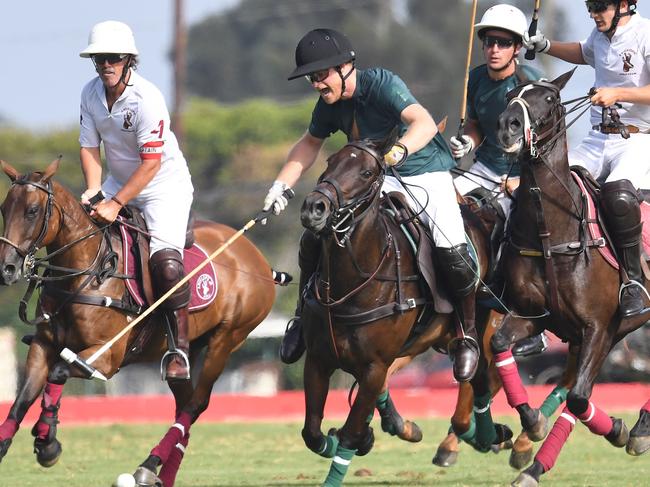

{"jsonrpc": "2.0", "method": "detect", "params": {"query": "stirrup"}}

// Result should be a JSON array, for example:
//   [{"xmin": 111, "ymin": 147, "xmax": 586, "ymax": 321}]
[
  {"xmin": 618, "ymin": 280, "xmax": 650, "ymax": 318},
  {"xmin": 160, "ymin": 349, "xmax": 190, "ymax": 381}
]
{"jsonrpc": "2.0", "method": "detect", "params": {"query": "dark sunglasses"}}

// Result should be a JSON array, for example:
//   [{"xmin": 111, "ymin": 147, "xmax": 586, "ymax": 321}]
[
  {"xmin": 483, "ymin": 36, "xmax": 515, "ymax": 49},
  {"xmin": 585, "ymin": 1, "xmax": 612, "ymax": 13},
  {"xmin": 306, "ymin": 68, "xmax": 330, "ymax": 83},
  {"xmin": 92, "ymin": 53, "xmax": 128, "ymax": 65}
]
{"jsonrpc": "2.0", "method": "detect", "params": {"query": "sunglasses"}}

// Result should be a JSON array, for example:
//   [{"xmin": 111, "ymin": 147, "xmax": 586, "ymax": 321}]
[
  {"xmin": 305, "ymin": 68, "xmax": 330, "ymax": 83},
  {"xmin": 483, "ymin": 36, "xmax": 515, "ymax": 49},
  {"xmin": 585, "ymin": 1, "xmax": 612, "ymax": 13},
  {"xmin": 92, "ymin": 53, "xmax": 128, "ymax": 65}
]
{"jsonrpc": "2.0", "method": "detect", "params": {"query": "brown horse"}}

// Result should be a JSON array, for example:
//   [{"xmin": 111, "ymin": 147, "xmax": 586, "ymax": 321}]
[
  {"xmin": 0, "ymin": 159, "xmax": 277, "ymax": 486},
  {"xmin": 492, "ymin": 70, "xmax": 649, "ymax": 486},
  {"xmin": 297, "ymin": 136, "xmax": 513, "ymax": 485}
]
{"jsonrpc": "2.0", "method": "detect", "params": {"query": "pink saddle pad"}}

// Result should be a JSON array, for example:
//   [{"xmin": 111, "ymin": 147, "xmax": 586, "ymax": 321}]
[{"xmin": 120, "ymin": 225, "xmax": 218, "ymax": 312}]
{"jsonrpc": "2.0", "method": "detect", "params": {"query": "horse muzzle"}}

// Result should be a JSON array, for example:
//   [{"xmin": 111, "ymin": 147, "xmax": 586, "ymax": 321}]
[
  {"xmin": 497, "ymin": 111, "xmax": 525, "ymax": 155},
  {"xmin": 0, "ymin": 259, "xmax": 22, "ymax": 285},
  {"xmin": 301, "ymin": 192, "xmax": 332, "ymax": 234}
]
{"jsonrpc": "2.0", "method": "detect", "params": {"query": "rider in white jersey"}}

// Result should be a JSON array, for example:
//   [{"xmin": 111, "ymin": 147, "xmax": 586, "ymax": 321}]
[
  {"xmin": 78, "ymin": 21, "xmax": 194, "ymax": 380},
  {"xmin": 525, "ymin": 0, "xmax": 650, "ymax": 318}
]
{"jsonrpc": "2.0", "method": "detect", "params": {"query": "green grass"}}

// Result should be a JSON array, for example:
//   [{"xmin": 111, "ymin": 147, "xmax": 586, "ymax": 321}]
[{"xmin": 1, "ymin": 414, "xmax": 647, "ymax": 486}]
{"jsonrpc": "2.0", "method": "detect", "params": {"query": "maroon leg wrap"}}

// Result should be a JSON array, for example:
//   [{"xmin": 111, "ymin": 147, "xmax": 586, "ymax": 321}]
[
  {"xmin": 35, "ymin": 382, "xmax": 63, "ymax": 440},
  {"xmin": 642, "ymin": 398, "xmax": 650, "ymax": 413},
  {"xmin": 150, "ymin": 412, "xmax": 192, "ymax": 464},
  {"xmin": 494, "ymin": 351, "xmax": 528, "ymax": 408},
  {"xmin": 0, "ymin": 418, "xmax": 18, "ymax": 440},
  {"xmin": 534, "ymin": 406, "xmax": 576, "ymax": 472},
  {"xmin": 577, "ymin": 401, "xmax": 613, "ymax": 436},
  {"xmin": 158, "ymin": 431, "xmax": 190, "ymax": 487}
]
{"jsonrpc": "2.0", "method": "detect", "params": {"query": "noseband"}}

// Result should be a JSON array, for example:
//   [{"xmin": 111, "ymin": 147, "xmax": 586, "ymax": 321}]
[{"xmin": 313, "ymin": 141, "xmax": 386, "ymax": 241}]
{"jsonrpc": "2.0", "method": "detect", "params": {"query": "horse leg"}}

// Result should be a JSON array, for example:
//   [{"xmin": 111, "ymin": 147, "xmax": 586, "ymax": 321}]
[
  {"xmin": 627, "ymin": 398, "xmax": 650, "ymax": 456},
  {"xmin": 321, "ymin": 366, "xmax": 386, "ymax": 487},
  {"xmin": 513, "ymin": 327, "xmax": 625, "ymax": 486},
  {"xmin": 377, "ymin": 356, "xmax": 422, "ymax": 443},
  {"xmin": 510, "ymin": 346, "xmax": 576, "ymax": 470},
  {"xmin": 302, "ymin": 352, "xmax": 336, "ymax": 457},
  {"xmin": 490, "ymin": 315, "xmax": 548, "ymax": 441},
  {"xmin": 432, "ymin": 383, "xmax": 471, "ymax": 467},
  {"xmin": 0, "ymin": 336, "xmax": 53, "ymax": 464}
]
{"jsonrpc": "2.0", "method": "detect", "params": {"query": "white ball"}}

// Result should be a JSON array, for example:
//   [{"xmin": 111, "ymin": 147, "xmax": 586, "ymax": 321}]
[{"xmin": 114, "ymin": 473, "xmax": 136, "ymax": 487}]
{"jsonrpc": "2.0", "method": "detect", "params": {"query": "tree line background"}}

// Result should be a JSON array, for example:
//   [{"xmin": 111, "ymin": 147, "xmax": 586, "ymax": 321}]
[{"xmin": 0, "ymin": 0, "xmax": 564, "ymax": 352}]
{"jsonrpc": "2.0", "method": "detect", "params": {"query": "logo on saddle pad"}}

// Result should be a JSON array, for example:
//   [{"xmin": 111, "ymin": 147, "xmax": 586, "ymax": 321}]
[{"xmin": 195, "ymin": 273, "xmax": 216, "ymax": 301}]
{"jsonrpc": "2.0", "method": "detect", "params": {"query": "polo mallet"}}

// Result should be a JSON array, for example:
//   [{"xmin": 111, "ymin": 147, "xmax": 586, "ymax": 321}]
[
  {"xmin": 60, "ymin": 188, "xmax": 295, "ymax": 380},
  {"xmin": 457, "ymin": 0, "xmax": 479, "ymax": 140},
  {"xmin": 525, "ymin": 0, "xmax": 542, "ymax": 61}
]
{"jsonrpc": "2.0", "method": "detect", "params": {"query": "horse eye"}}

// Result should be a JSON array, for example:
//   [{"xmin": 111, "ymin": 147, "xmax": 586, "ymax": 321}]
[
  {"xmin": 361, "ymin": 170, "xmax": 373, "ymax": 179},
  {"xmin": 545, "ymin": 95, "xmax": 554, "ymax": 103},
  {"xmin": 25, "ymin": 205, "xmax": 39, "ymax": 219}
]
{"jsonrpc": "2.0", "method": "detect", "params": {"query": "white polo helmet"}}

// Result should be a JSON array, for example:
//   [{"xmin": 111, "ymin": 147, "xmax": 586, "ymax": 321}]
[
  {"xmin": 80, "ymin": 21, "xmax": 139, "ymax": 58},
  {"xmin": 474, "ymin": 4, "xmax": 528, "ymax": 40}
]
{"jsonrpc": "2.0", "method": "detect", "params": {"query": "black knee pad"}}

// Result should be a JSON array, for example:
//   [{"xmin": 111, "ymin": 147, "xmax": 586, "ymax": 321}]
[
  {"xmin": 566, "ymin": 390, "xmax": 589, "ymax": 416},
  {"xmin": 48, "ymin": 362, "xmax": 70, "ymax": 385},
  {"xmin": 490, "ymin": 331, "xmax": 510, "ymax": 354}
]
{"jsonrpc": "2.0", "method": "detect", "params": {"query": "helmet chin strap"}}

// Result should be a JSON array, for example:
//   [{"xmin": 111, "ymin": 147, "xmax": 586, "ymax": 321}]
[
  {"xmin": 336, "ymin": 64, "xmax": 355, "ymax": 98},
  {"xmin": 607, "ymin": 2, "xmax": 635, "ymax": 35}
]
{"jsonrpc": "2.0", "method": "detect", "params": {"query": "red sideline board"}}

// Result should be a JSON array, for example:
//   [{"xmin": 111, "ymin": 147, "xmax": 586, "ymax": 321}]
[{"xmin": 1, "ymin": 384, "xmax": 648, "ymax": 425}]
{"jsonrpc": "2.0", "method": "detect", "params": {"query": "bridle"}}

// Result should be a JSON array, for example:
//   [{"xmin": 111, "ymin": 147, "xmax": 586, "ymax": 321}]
[{"xmin": 312, "ymin": 141, "xmax": 386, "ymax": 247}]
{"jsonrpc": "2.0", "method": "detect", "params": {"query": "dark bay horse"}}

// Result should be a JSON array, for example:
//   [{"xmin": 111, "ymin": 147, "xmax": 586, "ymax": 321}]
[
  {"xmin": 492, "ymin": 70, "xmax": 649, "ymax": 486},
  {"xmin": 0, "ymin": 160, "xmax": 277, "ymax": 487},
  {"xmin": 297, "ymin": 136, "xmax": 513, "ymax": 485}
]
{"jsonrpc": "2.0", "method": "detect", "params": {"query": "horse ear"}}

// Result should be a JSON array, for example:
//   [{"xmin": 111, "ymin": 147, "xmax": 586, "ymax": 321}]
[
  {"xmin": 550, "ymin": 67, "xmax": 577, "ymax": 92},
  {"xmin": 1, "ymin": 160, "xmax": 19, "ymax": 182},
  {"xmin": 376, "ymin": 126, "xmax": 401, "ymax": 155},
  {"xmin": 40, "ymin": 156, "xmax": 61, "ymax": 183}
]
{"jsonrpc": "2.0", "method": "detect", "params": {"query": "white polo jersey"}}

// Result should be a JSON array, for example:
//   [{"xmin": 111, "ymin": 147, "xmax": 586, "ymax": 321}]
[
  {"xmin": 581, "ymin": 14, "xmax": 650, "ymax": 130},
  {"xmin": 79, "ymin": 69, "xmax": 192, "ymax": 198}
]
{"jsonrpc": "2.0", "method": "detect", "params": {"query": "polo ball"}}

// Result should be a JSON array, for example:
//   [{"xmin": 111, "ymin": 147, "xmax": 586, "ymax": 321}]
[{"xmin": 114, "ymin": 473, "xmax": 136, "ymax": 487}]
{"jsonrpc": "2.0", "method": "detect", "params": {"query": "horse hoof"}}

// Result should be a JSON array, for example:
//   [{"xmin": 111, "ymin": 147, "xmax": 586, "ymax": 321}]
[
  {"xmin": 511, "ymin": 472, "xmax": 539, "ymax": 487},
  {"xmin": 509, "ymin": 447, "xmax": 533, "ymax": 470},
  {"xmin": 33, "ymin": 438, "xmax": 62, "ymax": 468},
  {"xmin": 133, "ymin": 466, "xmax": 162, "ymax": 487},
  {"xmin": 396, "ymin": 420, "xmax": 423, "ymax": 443},
  {"xmin": 0, "ymin": 438, "xmax": 12, "ymax": 463},
  {"xmin": 491, "ymin": 439, "xmax": 513, "ymax": 453},
  {"xmin": 327, "ymin": 427, "xmax": 338, "ymax": 437},
  {"xmin": 605, "ymin": 417, "xmax": 629, "ymax": 448},
  {"xmin": 432, "ymin": 447, "xmax": 459, "ymax": 467},
  {"xmin": 356, "ymin": 427, "xmax": 375, "ymax": 456},
  {"xmin": 626, "ymin": 436, "xmax": 650, "ymax": 456},
  {"xmin": 526, "ymin": 412, "xmax": 548, "ymax": 442}
]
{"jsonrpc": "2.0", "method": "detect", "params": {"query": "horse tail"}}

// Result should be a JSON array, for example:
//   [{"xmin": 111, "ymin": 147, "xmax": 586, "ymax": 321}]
[{"xmin": 272, "ymin": 269, "xmax": 293, "ymax": 286}]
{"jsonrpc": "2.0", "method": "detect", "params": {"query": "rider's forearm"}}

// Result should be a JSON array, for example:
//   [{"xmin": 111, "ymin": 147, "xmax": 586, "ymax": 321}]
[
  {"xmin": 80, "ymin": 147, "xmax": 103, "ymax": 190},
  {"xmin": 113, "ymin": 159, "xmax": 161, "ymax": 205},
  {"xmin": 546, "ymin": 41, "xmax": 587, "ymax": 65},
  {"xmin": 399, "ymin": 104, "xmax": 437, "ymax": 154},
  {"xmin": 462, "ymin": 119, "xmax": 483, "ymax": 150},
  {"xmin": 275, "ymin": 132, "xmax": 324, "ymax": 188}
]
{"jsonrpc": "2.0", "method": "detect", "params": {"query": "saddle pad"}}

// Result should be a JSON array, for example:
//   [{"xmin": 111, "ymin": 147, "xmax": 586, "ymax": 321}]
[
  {"xmin": 121, "ymin": 225, "xmax": 218, "ymax": 312},
  {"xmin": 571, "ymin": 171, "xmax": 650, "ymax": 270}
]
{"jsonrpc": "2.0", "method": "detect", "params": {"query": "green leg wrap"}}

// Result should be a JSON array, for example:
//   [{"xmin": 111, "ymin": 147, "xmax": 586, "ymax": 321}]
[
  {"xmin": 539, "ymin": 386, "xmax": 569, "ymax": 418},
  {"xmin": 474, "ymin": 392, "xmax": 497, "ymax": 450},
  {"xmin": 454, "ymin": 415, "xmax": 477, "ymax": 443},
  {"xmin": 375, "ymin": 389, "xmax": 389, "ymax": 410},
  {"xmin": 321, "ymin": 444, "xmax": 357, "ymax": 487},
  {"xmin": 316, "ymin": 433, "xmax": 339, "ymax": 459}
]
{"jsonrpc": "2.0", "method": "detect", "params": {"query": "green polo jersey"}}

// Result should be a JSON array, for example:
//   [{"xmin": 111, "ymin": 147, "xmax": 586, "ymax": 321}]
[
  {"xmin": 467, "ymin": 64, "xmax": 542, "ymax": 176},
  {"xmin": 308, "ymin": 68, "xmax": 455, "ymax": 176}
]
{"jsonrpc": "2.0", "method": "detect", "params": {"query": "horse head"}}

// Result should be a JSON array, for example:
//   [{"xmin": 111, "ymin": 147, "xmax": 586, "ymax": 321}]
[
  {"xmin": 301, "ymin": 131, "xmax": 397, "ymax": 235},
  {"xmin": 0, "ymin": 158, "xmax": 60, "ymax": 284},
  {"xmin": 497, "ymin": 69, "xmax": 575, "ymax": 159}
]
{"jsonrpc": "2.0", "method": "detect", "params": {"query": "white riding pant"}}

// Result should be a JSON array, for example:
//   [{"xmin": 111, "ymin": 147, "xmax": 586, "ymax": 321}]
[
  {"xmin": 452, "ymin": 160, "xmax": 514, "ymax": 215},
  {"xmin": 382, "ymin": 170, "xmax": 465, "ymax": 248},
  {"xmin": 102, "ymin": 175, "xmax": 194, "ymax": 255},
  {"xmin": 569, "ymin": 130, "xmax": 650, "ymax": 190}
]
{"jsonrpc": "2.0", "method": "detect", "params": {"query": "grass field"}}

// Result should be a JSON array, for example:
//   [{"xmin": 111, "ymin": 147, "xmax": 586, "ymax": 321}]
[{"xmin": 0, "ymin": 414, "xmax": 647, "ymax": 486}]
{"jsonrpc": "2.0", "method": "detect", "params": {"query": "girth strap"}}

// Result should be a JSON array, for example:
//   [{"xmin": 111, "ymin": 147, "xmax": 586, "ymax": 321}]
[{"xmin": 43, "ymin": 284, "xmax": 142, "ymax": 315}]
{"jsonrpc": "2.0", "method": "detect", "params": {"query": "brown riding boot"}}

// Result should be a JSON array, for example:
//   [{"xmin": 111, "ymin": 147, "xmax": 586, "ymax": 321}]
[
  {"xmin": 436, "ymin": 244, "xmax": 480, "ymax": 382},
  {"xmin": 164, "ymin": 307, "xmax": 190, "ymax": 380}
]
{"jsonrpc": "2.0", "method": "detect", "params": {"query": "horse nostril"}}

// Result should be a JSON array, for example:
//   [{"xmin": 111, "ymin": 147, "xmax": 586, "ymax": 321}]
[
  {"xmin": 509, "ymin": 118, "xmax": 522, "ymax": 132},
  {"xmin": 313, "ymin": 200, "xmax": 327, "ymax": 217},
  {"xmin": 2, "ymin": 264, "xmax": 16, "ymax": 280}
]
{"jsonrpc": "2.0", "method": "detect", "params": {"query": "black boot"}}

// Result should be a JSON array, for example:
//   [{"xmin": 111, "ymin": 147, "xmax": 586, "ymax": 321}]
[
  {"xmin": 601, "ymin": 180, "xmax": 647, "ymax": 318},
  {"xmin": 512, "ymin": 332, "xmax": 548, "ymax": 357},
  {"xmin": 436, "ymin": 244, "xmax": 480, "ymax": 382},
  {"xmin": 165, "ymin": 308, "xmax": 190, "ymax": 380},
  {"xmin": 280, "ymin": 231, "xmax": 319, "ymax": 364}
]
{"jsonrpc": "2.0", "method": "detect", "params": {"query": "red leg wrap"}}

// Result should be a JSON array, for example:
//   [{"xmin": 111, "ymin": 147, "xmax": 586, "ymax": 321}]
[
  {"xmin": 535, "ymin": 406, "xmax": 576, "ymax": 472},
  {"xmin": 150, "ymin": 412, "xmax": 192, "ymax": 463},
  {"xmin": 642, "ymin": 398, "xmax": 650, "ymax": 413},
  {"xmin": 158, "ymin": 431, "xmax": 190, "ymax": 487},
  {"xmin": 494, "ymin": 351, "xmax": 528, "ymax": 408},
  {"xmin": 0, "ymin": 418, "xmax": 19, "ymax": 440},
  {"xmin": 577, "ymin": 401, "xmax": 613, "ymax": 436},
  {"xmin": 35, "ymin": 382, "xmax": 64, "ymax": 440}
]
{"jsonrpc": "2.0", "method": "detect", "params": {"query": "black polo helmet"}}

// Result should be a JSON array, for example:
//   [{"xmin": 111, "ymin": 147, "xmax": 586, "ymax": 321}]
[{"xmin": 288, "ymin": 28, "xmax": 356, "ymax": 80}]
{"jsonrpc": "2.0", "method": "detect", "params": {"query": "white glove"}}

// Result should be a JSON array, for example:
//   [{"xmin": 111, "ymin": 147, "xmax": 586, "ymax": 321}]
[
  {"xmin": 522, "ymin": 31, "xmax": 551, "ymax": 54},
  {"xmin": 449, "ymin": 135, "xmax": 474, "ymax": 160},
  {"xmin": 263, "ymin": 180, "xmax": 289, "ymax": 216},
  {"xmin": 384, "ymin": 142, "xmax": 408, "ymax": 167}
]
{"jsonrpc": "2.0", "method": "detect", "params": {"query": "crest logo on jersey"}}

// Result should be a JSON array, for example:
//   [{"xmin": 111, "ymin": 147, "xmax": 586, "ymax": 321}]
[
  {"xmin": 122, "ymin": 108, "xmax": 135, "ymax": 130},
  {"xmin": 621, "ymin": 50, "xmax": 635, "ymax": 73}
]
